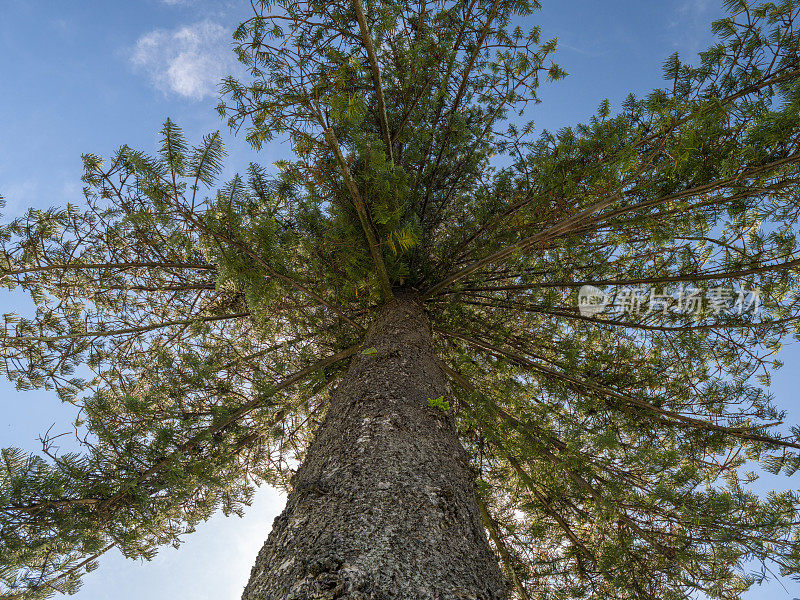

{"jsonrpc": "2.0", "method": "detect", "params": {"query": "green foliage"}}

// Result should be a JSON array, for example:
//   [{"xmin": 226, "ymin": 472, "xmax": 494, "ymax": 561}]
[
  {"xmin": 427, "ymin": 395, "xmax": 451, "ymax": 412},
  {"xmin": 4, "ymin": 0, "xmax": 800, "ymax": 599}
]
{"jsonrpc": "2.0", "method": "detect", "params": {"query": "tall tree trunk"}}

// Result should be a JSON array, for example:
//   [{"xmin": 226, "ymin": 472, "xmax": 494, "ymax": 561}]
[{"xmin": 242, "ymin": 296, "xmax": 507, "ymax": 599}]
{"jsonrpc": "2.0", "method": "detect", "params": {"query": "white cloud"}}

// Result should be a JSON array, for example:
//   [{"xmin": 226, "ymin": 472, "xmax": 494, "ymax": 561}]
[
  {"xmin": 676, "ymin": 0, "xmax": 717, "ymax": 25},
  {"xmin": 666, "ymin": 0, "xmax": 723, "ymax": 55},
  {"xmin": 0, "ymin": 179, "xmax": 38, "ymax": 217},
  {"xmin": 77, "ymin": 486, "xmax": 286, "ymax": 600},
  {"xmin": 130, "ymin": 20, "xmax": 237, "ymax": 101},
  {"xmin": 0, "ymin": 178, "xmax": 85, "ymax": 218}
]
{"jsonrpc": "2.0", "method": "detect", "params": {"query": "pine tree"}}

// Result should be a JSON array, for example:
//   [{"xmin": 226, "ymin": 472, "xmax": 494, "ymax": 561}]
[{"xmin": 4, "ymin": 0, "xmax": 800, "ymax": 598}]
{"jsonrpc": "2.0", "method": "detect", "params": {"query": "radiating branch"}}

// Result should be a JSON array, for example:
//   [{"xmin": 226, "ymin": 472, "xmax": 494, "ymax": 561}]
[{"xmin": 352, "ymin": 0, "xmax": 394, "ymax": 164}]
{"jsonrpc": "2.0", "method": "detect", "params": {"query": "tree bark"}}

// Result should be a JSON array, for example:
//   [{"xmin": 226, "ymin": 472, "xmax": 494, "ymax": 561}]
[{"xmin": 242, "ymin": 296, "xmax": 507, "ymax": 599}]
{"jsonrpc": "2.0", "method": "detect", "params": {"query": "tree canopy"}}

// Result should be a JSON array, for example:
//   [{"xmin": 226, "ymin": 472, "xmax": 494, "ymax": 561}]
[{"xmin": 3, "ymin": 0, "xmax": 800, "ymax": 598}]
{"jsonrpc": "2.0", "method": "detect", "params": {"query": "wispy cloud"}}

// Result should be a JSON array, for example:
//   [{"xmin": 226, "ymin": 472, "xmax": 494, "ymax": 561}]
[
  {"xmin": 130, "ymin": 20, "xmax": 238, "ymax": 101},
  {"xmin": 0, "ymin": 179, "xmax": 82, "ymax": 218},
  {"xmin": 668, "ymin": 0, "xmax": 722, "ymax": 54},
  {"xmin": 0, "ymin": 179, "xmax": 38, "ymax": 217},
  {"xmin": 676, "ymin": 0, "xmax": 717, "ymax": 26}
]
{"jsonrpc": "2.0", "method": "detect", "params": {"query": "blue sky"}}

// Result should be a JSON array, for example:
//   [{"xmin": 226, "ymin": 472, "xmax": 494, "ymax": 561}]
[{"xmin": 0, "ymin": 1, "xmax": 798, "ymax": 598}]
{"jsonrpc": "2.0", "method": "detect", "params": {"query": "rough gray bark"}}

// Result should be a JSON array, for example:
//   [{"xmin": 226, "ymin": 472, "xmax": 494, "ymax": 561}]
[{"xmin": 242, "ymin": 296, "xmax": 507, "ymax": 599}]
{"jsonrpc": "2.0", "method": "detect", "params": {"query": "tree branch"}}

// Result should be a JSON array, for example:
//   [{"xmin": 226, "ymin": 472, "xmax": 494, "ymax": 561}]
[
  {"xmin": 322, "ymin": 127, "xmax": 394, "ymax": 301},
  {"xmin": 352, "ymin": 0, "xmax": 394, "ymax": 164}
]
